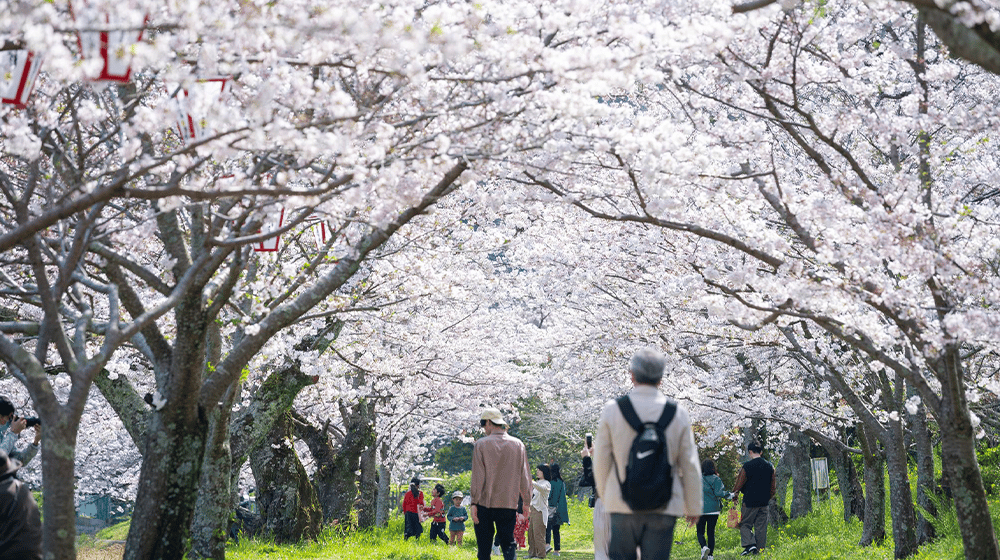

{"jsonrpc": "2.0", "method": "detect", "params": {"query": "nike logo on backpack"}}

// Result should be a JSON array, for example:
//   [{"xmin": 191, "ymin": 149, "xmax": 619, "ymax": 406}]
[{"xmin": 636, "ymin": 450, "xmax": 655, "ymax": 459}]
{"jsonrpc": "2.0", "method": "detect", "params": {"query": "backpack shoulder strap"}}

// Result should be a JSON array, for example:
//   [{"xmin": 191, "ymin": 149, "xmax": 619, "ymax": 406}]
[
  {"xmin": 615, "ymin": 395, "xmax": 643, "ymax": 432},
  {"xmin": 656, "ymin": 400, "xmax": 677, "ymax": 431}
]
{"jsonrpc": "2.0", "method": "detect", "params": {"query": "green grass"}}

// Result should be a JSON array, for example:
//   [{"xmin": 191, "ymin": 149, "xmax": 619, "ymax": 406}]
[
  {"xmin": 78, "ymin": 490, "xmax": 994, "ymax": 560},
  {"xmin": 95, "ymin": 520, "xmax": 130, "ymax": 541},
  {"xmin": 227, "ymin": 499, "xmax": 598, "ymax": 560}
]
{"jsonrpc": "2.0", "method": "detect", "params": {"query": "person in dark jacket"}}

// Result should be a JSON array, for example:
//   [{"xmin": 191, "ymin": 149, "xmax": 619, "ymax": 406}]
[
  {"xmin": 545, "ymin": 463, "xmax": 569, "ymax": 556},
  {"xmin": 0, "ymin": 450, "xmax": 41, "ymax": 560},
  {"xmin": 698, "ymin": 459, "xmax": 729, "ymax": 560},
  {"xmin": 731, "ymin": 441, "xmax": 776, "ymax": 556},
  {"xmin": 579, "ymin": 440, "xmax": 609, "ymax": 560}
]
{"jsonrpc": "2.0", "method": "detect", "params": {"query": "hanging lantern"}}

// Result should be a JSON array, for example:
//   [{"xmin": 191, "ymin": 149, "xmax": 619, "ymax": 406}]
[
  {"xmin": 253, "ymin": 206, "xmax": 285, "ymax": 252},
  {"xmin": 251, "ymin": 208, "xmax": 332, "ymax": 253},
  {"xmin": 69, "ymin": 0, "xmax": 149, "ymax": 82},
  {"xmin": 1, "ymin": 48, "xmax": 42, "ymax": 108},
  {"xmin": 173, "ymin": 77, "xmax": 232, "ymax": 142},
  {"xmin": 309, "ymin": 219, "xmax": 330, "ymax": 247}
]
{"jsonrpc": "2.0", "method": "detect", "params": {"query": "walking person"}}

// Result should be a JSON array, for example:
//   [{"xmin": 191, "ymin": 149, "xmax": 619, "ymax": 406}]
[
  {"xmin": 580, "ymin": 441, "xmax": 610, "ymax": 560},
  {"xmin": 593, "ymin": 347, "xmax": 703, "ymax": 560},
  {"xmin": 402, "ymin": 477, "xmax": 425, "ymax": 541},
  {"xmin": 471, "ymin": 408, "xmax": 532, "ymax": 560},
  {"xmin": 546, "ymin": 463, "xmax": 569, "ymax": 557},
  {"xmin": 0, "ymin": 450, "xmax": 41, "ymax": 560},
  {"xmin": 698, "ymin": 459, "xmax": 730, "ymax": 560},
  {"xmin": 527, "ymin": 464, "xmax": 551, "ymax": 559},
  {"xmin": 731, "ymin": 441, "xmax": 776, "ymax": 556},
  {"xmin": 426, "ymin": 484, "xmax": 449, "ymax": 544}
]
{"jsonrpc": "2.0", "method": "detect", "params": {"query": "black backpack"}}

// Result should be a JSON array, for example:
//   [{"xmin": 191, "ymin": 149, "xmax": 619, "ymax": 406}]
[{"xmin": 616, "ymin": 395, "xmax": 677, "ymax": 511}]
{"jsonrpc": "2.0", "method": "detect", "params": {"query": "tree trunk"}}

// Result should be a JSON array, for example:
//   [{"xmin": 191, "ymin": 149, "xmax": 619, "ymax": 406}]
[
  {"xmin": 295, "ymin": 399, "xmax": 375, "ymax": 524},
  {"xmin": 230, "ymin": 361, "xmax": 317, "ymax": 468},
  {"xmin": 358, "ymin": 443, "xmax": 378, "ymax": 529},
  {"xmin": 124, "ymin": 300, "xmax": 209, "ymax": 560},
  {"xmin": 935, "ymin": 349, "xmax": 1000, "ymax": 560},
  {"xmin": 39, "ymin": 417, "xmax": 78, "ymax": 560},
  {"xmin": 807, "ymin": 428, "xmax": 864, "ymax": 523},
  {"xmin": 834, "ymin": 446, "xmax": 864, "ymax": 524},
  {"xmin": 884, "ymin": 414, "xmax": 919, "ymax": 558},
  {"xmin": 250, "ymin": 413, "xmax": 322, "ymax": 542},
  {"xmin": 788, "ymin": 430, "xmax": 813, "ymax": 519},
  {"xmin": 857, "ymin": 424, "xmax": 885, "ymax": 548},
  {"xmin": 93, "ymin": 368, "xmax": 150, "ymax": 451},
  {"xmin": 124, "ymin": 405, "xmax": 208, "ymax": 560},
  {"xmin": 376, "ymin": 442, "xmax": 391, "ymax": 528},
  {"xmin": 770, "ymin": 443, "xmax": 791, "ymax": 526},
  {"xmin": 189, "ymin": 382, "xmax": 239, "ymax": 560},
  {"xmin": 906, "ymin": 382, "xmax": 937, "ymax": 544}
]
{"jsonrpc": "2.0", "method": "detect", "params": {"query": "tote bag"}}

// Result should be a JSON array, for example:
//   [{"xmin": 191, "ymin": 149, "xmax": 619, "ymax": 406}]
[{"xmin": 726, "ymin": 506, "xmax": 740, "ymax": 529}]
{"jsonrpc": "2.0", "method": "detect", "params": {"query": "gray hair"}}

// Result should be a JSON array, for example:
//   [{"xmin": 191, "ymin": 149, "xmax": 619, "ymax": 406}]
[{"xmin": 629, "ymin": 347, "xmax": 666, "ymax": 385}]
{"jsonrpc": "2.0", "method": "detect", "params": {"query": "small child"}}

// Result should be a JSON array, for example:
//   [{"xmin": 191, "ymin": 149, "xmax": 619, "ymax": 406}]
[
  {"xmin": 425, "ymin": 484, "xmax": 449, "ymax": 544},
  {"xmin": 447, "ymin": 491, "xmax": 468, "ymax": 545}
]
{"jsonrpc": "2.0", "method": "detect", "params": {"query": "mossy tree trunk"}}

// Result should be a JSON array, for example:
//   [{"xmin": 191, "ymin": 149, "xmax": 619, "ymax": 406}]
[
  {"xmin": 788, "ymin": 430, "xmax": 813, "ymax": 519},
  {"xmin": 906, "ymin": 381, "xmax": 937, "ymax": 545},
  {"xmin": 857, "ymin": 424, "xmax": 885, "ymax": 548},
  {"xmin": 250, "ymin": 413, "xmax": 322, "ymax": 542}
]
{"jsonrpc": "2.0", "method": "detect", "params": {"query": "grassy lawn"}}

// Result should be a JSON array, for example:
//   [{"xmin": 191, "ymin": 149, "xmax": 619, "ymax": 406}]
[{"xmin": 78, "ymin": 491, "xmax": 988, "ymax": 560}]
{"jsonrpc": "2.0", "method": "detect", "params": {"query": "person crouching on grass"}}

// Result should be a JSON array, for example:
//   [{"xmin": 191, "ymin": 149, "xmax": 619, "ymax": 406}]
[
  {"xmin": 448, "ymin": 491, "xmax": 468, "ymax": 545},
  {"xmin": 425, "ymin": 484, "xmax": 450, "ymax": 544}
]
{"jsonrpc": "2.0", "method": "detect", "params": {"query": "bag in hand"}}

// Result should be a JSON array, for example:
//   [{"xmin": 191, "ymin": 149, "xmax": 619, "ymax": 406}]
[{"xmin": 726, "ymin": 507, "xmax": 740, "ymax": 529}]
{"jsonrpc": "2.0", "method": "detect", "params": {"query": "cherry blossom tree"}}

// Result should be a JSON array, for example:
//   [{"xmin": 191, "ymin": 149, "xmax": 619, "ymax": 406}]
[{"xmin": 508, "ymin": 1, "xmax": 1000, "ymax": 558}]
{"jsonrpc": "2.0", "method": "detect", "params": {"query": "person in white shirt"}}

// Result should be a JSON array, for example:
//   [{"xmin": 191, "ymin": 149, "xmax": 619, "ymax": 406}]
[
  {"xmin": 593, "ymin": 348, "xmax": 702, "ymax": 560},
  {"xmin": 527, "ymin": 464, "xmax": 551, "ymax": 559}
]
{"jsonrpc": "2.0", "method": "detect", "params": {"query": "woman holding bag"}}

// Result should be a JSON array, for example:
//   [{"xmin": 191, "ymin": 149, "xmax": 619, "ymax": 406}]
[{"xmin": 698, "ymin": 460, "xmax": 730, "ymax": 560}]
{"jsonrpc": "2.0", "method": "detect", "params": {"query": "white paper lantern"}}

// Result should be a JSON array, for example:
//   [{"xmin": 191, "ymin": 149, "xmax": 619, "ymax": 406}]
[
  {"xmin": 253, "ymin": 207, "xmax": 285, "ymax": 253},
  {"xmin": 251, "ymin": 208, "xmax": 331, "ymax": 253},
  {"xmin": 70, "ymin": 0, "xmax": 148, "ymax": 82},
  {"xmin": 173, "ymin": 77, "xmax": 232, "ymax": 142},
  {"xmin": 1, "ymin": 49, "xmax": 42, "ymax": 108}
]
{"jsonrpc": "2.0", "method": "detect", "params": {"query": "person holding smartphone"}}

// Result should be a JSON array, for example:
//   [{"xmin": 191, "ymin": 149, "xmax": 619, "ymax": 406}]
[
  {"xmin": 0, "ymin": 397, "xmax": 40, "ymax": 467},
  {"xmin": 580, "ymin": 437, "xmax": 610, "ymax": 560}
]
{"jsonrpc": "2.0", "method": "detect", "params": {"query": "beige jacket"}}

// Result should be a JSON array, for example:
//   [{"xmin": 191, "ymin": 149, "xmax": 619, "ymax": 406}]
[
  {"xmin": 593, "ymin": 385, "xmax": 703, "ymax": 517},
  {"xmin": 470, "ymin": 432, "xmax": 532, "ymax": 510}
]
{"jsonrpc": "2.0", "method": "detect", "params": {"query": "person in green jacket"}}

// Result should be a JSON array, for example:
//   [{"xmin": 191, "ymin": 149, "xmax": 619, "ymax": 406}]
[
  {"xmin": 545, "ymin": 463, "xmax": 569, "ymax": 557},
  {"xmin": 698, "ymin": 459, "xmax": 730, "ymax": 560}
]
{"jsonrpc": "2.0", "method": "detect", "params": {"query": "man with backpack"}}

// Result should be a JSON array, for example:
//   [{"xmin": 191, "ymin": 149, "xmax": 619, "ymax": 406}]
[{"xmin": 593, "ymin": 347, "xmax": 702, "ymax": 560}]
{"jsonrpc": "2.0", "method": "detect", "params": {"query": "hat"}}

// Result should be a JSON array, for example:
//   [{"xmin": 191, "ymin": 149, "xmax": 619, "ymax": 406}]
[
  {"xmin": 452, "ymin": 491, "xmax": 464, "ymax": 499},
  {"xmin": 0, "ymin": 450, "xmax": 20, "ymax": 480},
  {"xmin": 480, "ymin": 407, "xmax": 508, "ymax": 427}
]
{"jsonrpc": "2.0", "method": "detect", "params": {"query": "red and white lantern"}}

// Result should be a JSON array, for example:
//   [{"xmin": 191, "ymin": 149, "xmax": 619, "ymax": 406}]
[
  {"xmin": 1, "ymin": 48, "xmax": 42, "ymax": 108},
  {"xmin": 173, "ymin": 77, "xmax": 232, "ymax": 142},
  {"xmin": 309, "ymin": 219, "xmax": 330, "ymax": 247},
  {"xmin": 69, "ymin": 0, "xmax": 148, "ymax": 82},
  {"xmin": 253, "ymin": 207, "xmax": 285, "ymax": 253},
  {"xmin": 252, "ymin": 207, "xmax": 331, "ymax": 253}
]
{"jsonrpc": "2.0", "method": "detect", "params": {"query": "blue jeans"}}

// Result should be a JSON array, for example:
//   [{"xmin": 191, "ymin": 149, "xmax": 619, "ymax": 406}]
[
  {"xmin": 473, "ymin": 506, "xmax": 516, "ymax": 560},
  {"xmin": 609, "ymin": 512, "xmax": 678, "ymax": 560}
]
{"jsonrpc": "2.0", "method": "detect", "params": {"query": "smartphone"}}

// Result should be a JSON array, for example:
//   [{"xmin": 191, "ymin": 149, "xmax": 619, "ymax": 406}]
[{"xmin": 585, "ymin": 432, "xmax": 593, "ymax": 448}]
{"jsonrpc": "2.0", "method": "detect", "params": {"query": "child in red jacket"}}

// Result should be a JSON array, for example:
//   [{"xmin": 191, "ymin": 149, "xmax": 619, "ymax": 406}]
[
  {"xmin": 425, "ymin": 484, "xmax": 449, "ymax": 544},
  {"xmin": 402, "ymin": 477, "xmax": 424, "ymax": 540}
]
